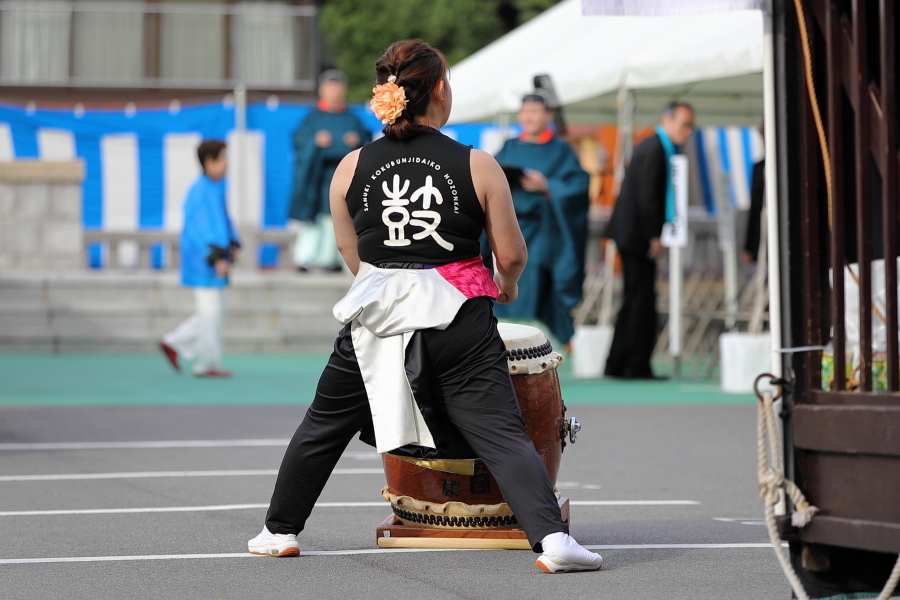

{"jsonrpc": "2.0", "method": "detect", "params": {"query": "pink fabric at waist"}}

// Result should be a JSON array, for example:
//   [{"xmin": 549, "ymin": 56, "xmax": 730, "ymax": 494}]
[{"xmin": 435, "ymin": 256, "xmax": 499, "ymax": 300}]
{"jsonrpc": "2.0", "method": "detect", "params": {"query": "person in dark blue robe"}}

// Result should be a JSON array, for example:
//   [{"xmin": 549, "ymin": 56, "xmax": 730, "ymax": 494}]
[
  {"xmin": 483, "ymin": 94, "xmax": 590, "ymax": 346},
  {"xmin": 288, "ymin": 70, "xmax": 372, "ymax": 271}
]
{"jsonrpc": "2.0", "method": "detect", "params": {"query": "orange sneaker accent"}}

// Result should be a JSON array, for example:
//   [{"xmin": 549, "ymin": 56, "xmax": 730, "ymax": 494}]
[{"xmin": 250, "ymin": 547, "xmax": 300, "ymax": 558}]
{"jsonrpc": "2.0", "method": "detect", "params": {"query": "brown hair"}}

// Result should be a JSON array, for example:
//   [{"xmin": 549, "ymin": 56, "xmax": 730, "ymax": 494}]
[
  {"xmin": 197, "ymin": 139, "xmax": 226, "ymax": 170},
  {"xmin": 374, "ymin": 40, "xmax": 449, "ymax": 141}
]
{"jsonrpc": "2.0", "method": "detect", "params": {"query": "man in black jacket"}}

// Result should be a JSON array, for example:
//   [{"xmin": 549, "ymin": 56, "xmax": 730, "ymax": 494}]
[{"xmin": 603, "ymin": 102, "xmax": 695, "ymax": 379}]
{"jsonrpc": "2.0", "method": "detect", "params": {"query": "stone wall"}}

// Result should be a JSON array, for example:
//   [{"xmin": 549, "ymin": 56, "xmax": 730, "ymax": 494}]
[{"xmin": 0, "ymin": 161, "xmax": 85, "ymax": 271}]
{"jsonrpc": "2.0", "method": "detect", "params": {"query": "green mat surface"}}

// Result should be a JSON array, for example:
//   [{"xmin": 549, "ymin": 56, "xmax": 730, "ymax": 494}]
[{"xmin": 0, "ymin": 353, "xmax": 755, "ymax": 407}]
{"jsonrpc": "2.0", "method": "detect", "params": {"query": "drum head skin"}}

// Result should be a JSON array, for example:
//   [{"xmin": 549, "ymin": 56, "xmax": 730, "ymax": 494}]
[
  {"xmin": 497, "ymin": 322, "xmax": 563, "ymax": 375},
  {"xmin": 497, "ymin": 323, "xmax": 547, "ymax": 350}
]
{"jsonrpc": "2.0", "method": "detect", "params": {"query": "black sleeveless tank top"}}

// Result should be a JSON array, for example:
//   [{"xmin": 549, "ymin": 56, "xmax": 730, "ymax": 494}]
[{"xmin": 345, "ymin": 129, "xmax": 484, "ymax": 265}]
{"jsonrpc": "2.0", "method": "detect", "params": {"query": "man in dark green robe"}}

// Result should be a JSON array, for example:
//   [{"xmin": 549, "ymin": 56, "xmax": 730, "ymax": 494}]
[
  {"xmin": 484, "ymin": 94, "xmax": 590, "ymax": 345},
  {"xmin": 288, "ymin": 70, "xmax": 371, "ymax": 271}
]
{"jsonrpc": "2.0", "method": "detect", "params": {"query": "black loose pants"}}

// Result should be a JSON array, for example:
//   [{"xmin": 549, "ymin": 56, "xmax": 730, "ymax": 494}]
[
  {"xmin": 605, "ymin": 251, "xmax": 659, "ymax": 378},
  {"xmin": 264, "ymin": 297, "xmax": 567, "ymax": 550}
]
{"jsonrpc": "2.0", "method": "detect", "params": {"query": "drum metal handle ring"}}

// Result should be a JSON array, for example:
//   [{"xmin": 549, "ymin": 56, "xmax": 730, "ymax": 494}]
[{"xmin": 560, "ymin": 414, "xmax": 581, "ymax": 445}]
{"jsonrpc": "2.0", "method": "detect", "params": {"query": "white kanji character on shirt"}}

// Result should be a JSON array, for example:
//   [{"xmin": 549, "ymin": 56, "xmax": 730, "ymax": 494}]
[
  {"xmin": 381, "ymin": 174, "xmax": 410, "ymax": 207},
  {"xmin": 381, "ymin": 174, "xmax": 412, "ymax": 246},
  {"xmin": 410, "ymin": 210, "xmax": 454, "ymax": 251},
  {"xmin": 383, "ymin": 208, "xmax": 411, "ymax": 246},
  {"xmin": 409, "ymin": 176, "xmax": 443, "ymax": 210}
]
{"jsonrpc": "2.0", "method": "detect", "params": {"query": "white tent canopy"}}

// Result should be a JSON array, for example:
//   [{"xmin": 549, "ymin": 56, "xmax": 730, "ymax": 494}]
[{"xmin": 447, "ymin": 0, "xmax": 764, "ymax": 124}]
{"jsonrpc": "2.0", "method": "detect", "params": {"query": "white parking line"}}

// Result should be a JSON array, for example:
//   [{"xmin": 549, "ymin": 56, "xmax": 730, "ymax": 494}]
[
  {"xmin": 714, "ymin": 517, "xmax": 766, "ymax": 526},
  {"xmin": 0, "ymin": 544, "xmax": 779, "ymax": 565},
  {"xmin": 0, "ymin": 500, "xmax": 698, "ymax": 517},
  {"xmin": 0, "ymin": 439, "xmax": 291, "ymax": 451},
  {"xmin": 0, "ymin": 469, "xmax": 383, "ymax": 482},
  {"xmin": 571, "ymin": 500, "xmax": 699, "ymax": 506},
  {"xmin": 556, "ymin": 481, "xmax": 602, "ymax": 490},
  {"xmin": 584, "ymin": 543, "xmax": 774, "ymax": 550},
  {"xmin": 0, "ymin": 502, "xmax": 384, "ymax": 517}
]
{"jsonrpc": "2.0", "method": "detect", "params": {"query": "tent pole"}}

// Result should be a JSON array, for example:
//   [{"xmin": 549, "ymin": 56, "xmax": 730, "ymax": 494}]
[
  {"xmin": 233, "ymin": 83, "xmax": 254, "ymax": 271},
  {"xmin": 670, "ymin": 244, "xmax": 683, "ymax": 378},
  {"xmin": 763, "ymin": 3, "xmax": 782, "ymax": 377},
  {"xmin": 667, "ymin": 155, "xmax": 690, "ymax": 380},
  {"xmin": 597, "ymin": 84, "xmax": 634, "ymax": 333},
  {"xmin": 763, "ymin": 1, "xmax": 786, "ymax": 516},
  {"xmin": 498, "ymin": 111, "xmax": 511, "ymax": 141},
  {"xmin": 612, "ymin": 84, "xmax": 635, "ymax": 197},
  {"xmin": 234, "ymin": 84, "xmax": 247, "ymax": 223}
]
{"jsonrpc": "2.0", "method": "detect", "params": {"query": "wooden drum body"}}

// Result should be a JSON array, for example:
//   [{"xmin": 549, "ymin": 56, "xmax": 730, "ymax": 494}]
[{"xmin": 381, "ymin": 323, "xmax": 577, "ymax": 529}]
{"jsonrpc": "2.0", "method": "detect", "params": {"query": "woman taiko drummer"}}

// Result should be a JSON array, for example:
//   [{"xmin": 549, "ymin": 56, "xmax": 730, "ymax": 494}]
[{"xmin": 248, "ymin": 40, "xmax": 602, "ymax": 574}]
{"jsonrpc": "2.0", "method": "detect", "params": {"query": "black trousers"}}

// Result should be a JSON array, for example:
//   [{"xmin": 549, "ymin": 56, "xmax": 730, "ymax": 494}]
[
  {"xmin": 264, "ymin": 297, "xmax": 567, "ymax": 550},
  {"xmin": 605, "ymin": 251, "xmax": 659, "ymax": 377}
]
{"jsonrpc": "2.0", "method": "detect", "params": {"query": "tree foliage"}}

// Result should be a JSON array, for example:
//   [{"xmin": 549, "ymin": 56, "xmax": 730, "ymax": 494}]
[{"xmin": 318, "ymin": 0, "xmax": 561, "ymax": 101}]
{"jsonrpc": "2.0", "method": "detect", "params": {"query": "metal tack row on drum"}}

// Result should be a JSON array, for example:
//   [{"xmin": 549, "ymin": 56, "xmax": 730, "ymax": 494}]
[{"xmin": 376, "ymin": 323, "xmax": 580, "ymax": 547}]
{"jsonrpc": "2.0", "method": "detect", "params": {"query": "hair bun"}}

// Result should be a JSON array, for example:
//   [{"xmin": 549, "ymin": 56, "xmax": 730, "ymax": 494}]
[{"xmin": 373, "ymin": 40, "xmax": 448, "ymax": 141}]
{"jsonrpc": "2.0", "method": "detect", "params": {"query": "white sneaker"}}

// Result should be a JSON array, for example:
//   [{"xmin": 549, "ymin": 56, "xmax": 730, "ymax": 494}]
[
  {"xmin": 535, "ymin": 532, "xmax": 603, "ymax": 573},
  {"xmin": 247, "ymin": 526, "xmax": 300, "ymax": 557}
]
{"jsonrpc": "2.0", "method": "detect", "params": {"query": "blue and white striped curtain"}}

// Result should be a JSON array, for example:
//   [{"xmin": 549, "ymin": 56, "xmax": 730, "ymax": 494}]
[
  {"xmin": 686, "ymin": 126, "xmax": 764, "ymax": 213},
  {"xmin": 0, "ymin": 101, "xmax": 760, "ymax": 266},
  {"xmin": 0, "ymin": 102, "xmax": 501, "ymax": 266}
]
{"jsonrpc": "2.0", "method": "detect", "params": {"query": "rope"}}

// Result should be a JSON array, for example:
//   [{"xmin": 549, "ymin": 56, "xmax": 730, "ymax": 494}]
[
  {"xmin": 880, "ymin": 560, "xmax": 900, "ymax": 600},
  {"xmin": 757, "ymin": 376, "xmax": 817, "ymax": 600},
  {"xmin": 756, "ymin": 374, "xmax": 900, "ymax": 598},
  {"xmin": 791, "ymin": 0, "xmax": 833, "ymax": 233}
]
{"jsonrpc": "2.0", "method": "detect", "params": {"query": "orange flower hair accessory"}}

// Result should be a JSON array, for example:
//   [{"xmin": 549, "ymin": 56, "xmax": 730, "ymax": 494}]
[{"xmin": 370, "ymin": 75, "xmax": 407, "ymax": 125}]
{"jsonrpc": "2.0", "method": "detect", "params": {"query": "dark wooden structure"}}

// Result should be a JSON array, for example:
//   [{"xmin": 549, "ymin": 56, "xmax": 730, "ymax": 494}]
[{"xmin": 777, "ymin": 0, "xmax": 899, "ymax": 592}]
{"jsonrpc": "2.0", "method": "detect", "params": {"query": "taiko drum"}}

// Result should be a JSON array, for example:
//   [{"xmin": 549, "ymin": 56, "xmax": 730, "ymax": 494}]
[{"xmin": 381, "ymin": 323, "xmax": 576, "ymax": 529}]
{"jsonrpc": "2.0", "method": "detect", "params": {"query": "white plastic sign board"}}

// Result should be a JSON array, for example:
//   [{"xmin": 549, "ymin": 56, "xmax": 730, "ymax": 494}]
[{"xmin": 661, "ymin": 154, "xmax": 689, "ymax": 248}]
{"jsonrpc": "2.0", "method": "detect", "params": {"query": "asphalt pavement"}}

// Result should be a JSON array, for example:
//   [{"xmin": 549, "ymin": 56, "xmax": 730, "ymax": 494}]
[{"xmin": 0, "ymin": 402, "xmax": 789, "ymax": 600}]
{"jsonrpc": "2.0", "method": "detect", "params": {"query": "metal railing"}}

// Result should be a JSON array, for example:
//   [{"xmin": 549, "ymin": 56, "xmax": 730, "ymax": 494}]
[
  {"xmin": 83, "ymin": 228, "xmax": 298, "ymax": 272},
  {"xmin": 83, "ymin": 230, "xmax": 181, "ymax": 271}
]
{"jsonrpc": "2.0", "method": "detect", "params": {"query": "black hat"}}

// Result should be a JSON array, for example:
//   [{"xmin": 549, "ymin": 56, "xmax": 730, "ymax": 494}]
[
  {"xmin": 521, "ymin": 90, "xmax": 552, "ymax": 107},
  {"xmin": 318, "ymin": 69, "xmax": 347, "ymax": 86}
]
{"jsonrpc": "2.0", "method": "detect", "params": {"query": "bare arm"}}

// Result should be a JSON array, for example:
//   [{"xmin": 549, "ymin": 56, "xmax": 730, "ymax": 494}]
[
  {"xmin": 470, "ymin": 149, "xmax": 527, "ymax": 303},
  {"xmin": 329, "ymin": 148, "xmax": 362, "ymax": 275}
]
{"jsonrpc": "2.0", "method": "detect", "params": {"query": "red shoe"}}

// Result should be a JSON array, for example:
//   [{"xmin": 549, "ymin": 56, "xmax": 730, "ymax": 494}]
[
  {"xmin": 159, "ymin": 341, "xmax": 181, "ymax": 373},
  {"xmin": 194, "ymin": 369, "xmax": 232, "ymax": 378}
]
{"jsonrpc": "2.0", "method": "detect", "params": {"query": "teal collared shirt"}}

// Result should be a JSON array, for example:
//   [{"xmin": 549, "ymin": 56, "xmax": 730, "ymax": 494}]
[{"xmin": 655, "ymin": 124, "xmax": 676, "ymax": 224}]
